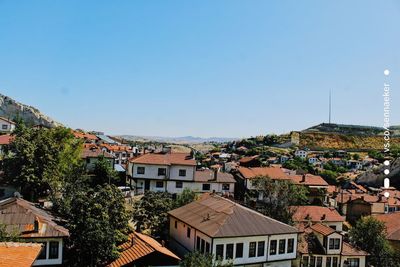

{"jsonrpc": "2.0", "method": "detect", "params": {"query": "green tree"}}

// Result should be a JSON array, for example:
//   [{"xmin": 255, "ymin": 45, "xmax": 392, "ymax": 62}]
[
  {"xmin": 180, "ymin": 251, "xmax": 233, "ymax": 267},
  {"xmin": 132, "ymin": 191, "xmax": 174, "ymax": 238},
  {"xmin": 0, "ymin": 222, "xmax": 20, "ymax": 242},
  {"xmin": 349, "ymin": 216, "xmax": 398, "ymax": 267},
  {"xmin": 61, "ymin": 184, "xmax": 130, "ymax": 267},
  {"xmin": 174, "ymin": 188, "xmax": 197, "ymax": 208},
  {"xmin": 352, "ymin": 153, "xmax": 360, "ymax": 160},
  {"xmin": 92, "ymin": 155, "xmax": 119, "ymax": 186},
  {"xmin": 320, "ymin": 170, "xmax": 339, "ymax": 185},
  {"xmin": 247, "ymin": 176, "xmax": 309, "ymax": 224},
  {"xmin": 3, "ymin": 124, "xmax": 82, "ymax": 201}
]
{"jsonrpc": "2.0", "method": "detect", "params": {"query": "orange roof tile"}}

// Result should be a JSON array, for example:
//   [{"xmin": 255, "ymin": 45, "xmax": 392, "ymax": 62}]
[
  {"xmin": 374, "ymin": 213, "xmax": 400, "ymax": 241},
  {"xmin": 107, "ymin": 232, "xmax": 179, "ymax": 267},
  {"xmin": 0, "ymin": 134, "xmax": 13, "ymax": 145},
  {"xmin": 0, "ymin": 242, "xmax": 42, "ymax": 267},
  {"xmin": 310, "ymin": 223, "xmax": 335, "ymax": 236},
  {"xmin": 293, "ymin": 206, "xmax": 345, "ymax": 223},
  {"xmin": 237, "ymin": 167, "xmax": 291, "ymax": 180},
  {"xmin": 289, "ymin": 174, "xmax": 329, "ymax": 187}
]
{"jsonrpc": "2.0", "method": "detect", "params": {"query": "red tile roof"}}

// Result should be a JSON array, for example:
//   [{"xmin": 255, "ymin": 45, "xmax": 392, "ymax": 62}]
[
  {"xmin": 289, "ymin": 174, "xmax": 329, "ymax": 187},
  {"xmin": 293, "ymin": 206, "xmax": 345, "ymax": 223},
  {"xmin": 341, "ymin": 242, "xmax": 369, "ymax": 256},
  {"xmin": 0, "ymin": 242, "xmax": 42, "ymax": 267},
  {"xmin": 73, "ymin": 131, "xmax": 98, "ymax": 140},
  {"xmin": 237, "ymin": 167, "xmax": 291, "ymax": 180},
  {"xmin": 374, "ymin": 213, "xmax": 400, "ymax": 241},
  {"xmin": 130, "ymin": 153, "xmax": 196, "ymax": 166},
  {"xmin": 168, "ymin": 194, "xmax": 298, "ymax": 238},
  {"xmin": 0, "ymin": 134, "xmax": 13, "ymax": 145},
  {"xmin": 310, "ymin": 223, "xmax": 335, "ymax": 236},
  {"xmin": 81, "ymin": 147, "xmax": 114, "ymax": 159},
  {"xmin": 107, "ymin": 232, "xmax": 180, "ymax": 267},
  {"xmin": 194, "ymin": 170, "xmax": 236, "ymax": 183}
]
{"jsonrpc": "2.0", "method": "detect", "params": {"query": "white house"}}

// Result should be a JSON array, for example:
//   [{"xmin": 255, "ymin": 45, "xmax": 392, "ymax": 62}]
[
  {"xmin": 292, "ymin": 206, "xmax": 345, "ymax": 232},
  {"xmin": 297, "ymin": 223, "xmax": 367, "ymax": 267},
  {"xmin": 0, "ymin": 117, "xmax": 16, "ymax": 133},
  {"xmin": 168, "ymin": 194, "xmax": 299, "ymax": 267},
  {"xmin": 295, "ymin": 150, "xmax": 308, "ymax": 159},
  {"xmin": 128, "ymin": 152, "xmax": 235, "ymax": 196},
  {"xmin": 81, "ymin": 146, "xmax": 115, "ymax": 172},
  {"xmin": 0, "ymin": 197, "xmax": 69, "ymax": 266}
]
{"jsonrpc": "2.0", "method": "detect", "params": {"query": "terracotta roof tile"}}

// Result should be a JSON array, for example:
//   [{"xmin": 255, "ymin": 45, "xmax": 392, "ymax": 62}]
[
  {"xmin": 0, "ymin": 134, "xmax": 13, "ymax": 145},
  {"xmin": 81, "ymin": 147, "xmax": 114, "ymax": 159},
  {"xmin": 237, "ymin": 167, "xmax": 291, "ymax": 180},
  {"xmin": 168, "ymin": 194, "xmax": 298, "ymax": 238},
  {"xmin": 0, "ymin": 242, "xmax": 42, "ymax": 267},
  {"xmin": 194, "ymin": 170, "xmax": 236, "ymax": 183},
  {"xmin": 374, "ymin": 213, "xmax": 400, "ymax": 241},
  {"xmin": 289, "ymin": 174, "xmax": 329, "ymax": 187},
  {"xmin": 292, "ymin": 206, "xmax": 345, "ymax": 223},
  {"xmin": 310, "ymin": 223, "xmax": 335, "ymax": 236}
]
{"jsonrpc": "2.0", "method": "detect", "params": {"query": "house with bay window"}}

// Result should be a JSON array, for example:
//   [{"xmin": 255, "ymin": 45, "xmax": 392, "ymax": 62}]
[
  {"xmin": 297, "ymin": 223, "xmax": 367, "ymax": 267},
  {"xmin": 168, "ymin": 194, "xmax": 299, "ymax": 267},
  {"xmin": 0, "ymin": 197, "xmax": 69, "ymax": 266}
]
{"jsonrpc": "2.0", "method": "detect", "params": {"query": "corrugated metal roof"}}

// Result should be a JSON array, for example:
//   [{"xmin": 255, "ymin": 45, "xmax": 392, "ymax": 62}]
[
  {"xmin": 0, "ymin": 198, "xmax": 69, "ymax": 238},
  {"xmin": 168, "ymin": 194, "xmax": 298, "ymax": 238}
]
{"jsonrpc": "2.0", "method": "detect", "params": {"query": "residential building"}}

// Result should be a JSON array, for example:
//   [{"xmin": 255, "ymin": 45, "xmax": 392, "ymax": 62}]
[
  {"xmin": 238, "ymin": 156, "xmax": 261, "ymax": 167},
  {"xmin": 0, "ymin": 134, "xmax": 13, "ymax": 155},
  {"xmin": 168, "ymin": 194, "xmax": 299, "ymax": 267},
  {"xmin": 81, "ymin": 145, "xmax": 115, "ymax": 172},
  {"xmin": 292, "ymin": 206, "xmax": 345, "ymax": 232},
  {"xmin": 297, "ymin": 223, "xmax": 367, "ymax": 267},
  {"xmin": 0, "ymin": 197, "xmax": 69, "ymax": 266},
  {"xmin": 289, "ymin": 174, "xmax": 329, "ymax": 205},
  {"xmin": 295, "ymin": 150, "xmax": 308, "ymax": 159},
  {"xmin": 106, "ymin": 232, "xmax": 180, "ymax": 267},
  {"xmin": 0, "ymin": 242, "xmax": 42, "ymax": 267},
  {"xmin": 100, "ymin": 144, "xmax": 137, "ymax": 165},
  {"xmin": 345, "ymin": 195, "xmax": 387, "ymax": 223},
  {"xmin": 0, "ymin": 117, "xmax": 16, "ymax": 133},
  {"xmin": 72, "ymin": 131, "xmax": 99, "ymax": 143},
  {"xmin": 128, "ymin": 153, "xmax": 235, "ymax": 195}
]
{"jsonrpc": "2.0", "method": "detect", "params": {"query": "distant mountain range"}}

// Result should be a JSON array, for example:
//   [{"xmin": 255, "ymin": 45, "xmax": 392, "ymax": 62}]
[
  {"xmin": 115, "ymin": 135, "xmax": 238, "ymax": 144},
  {"xmin": 0, "ymin": 93, "xmax": 62, "ymax": 128}
]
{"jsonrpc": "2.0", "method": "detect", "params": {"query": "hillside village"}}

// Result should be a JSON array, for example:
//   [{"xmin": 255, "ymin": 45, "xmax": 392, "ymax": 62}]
[{"xmin": 1, "ymin": 115, "xmax": 400, "ymax": 267}]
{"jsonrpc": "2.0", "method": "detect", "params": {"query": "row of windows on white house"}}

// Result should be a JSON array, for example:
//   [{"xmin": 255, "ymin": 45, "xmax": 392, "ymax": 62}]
[
  {"xmin": 137, "ymin": 166, "xmax": 187, "ymax": 176},
  {"xmin": 302, "ymin": 256, "xmax": 360, "ymax": 267},
  {"xmin": 154, "ymin": 180, "xmax": 230, "ymax": 190}
]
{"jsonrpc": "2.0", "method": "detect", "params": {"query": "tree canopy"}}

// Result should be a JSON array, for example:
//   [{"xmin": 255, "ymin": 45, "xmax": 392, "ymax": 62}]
[
  {"xmin": 3, "ymin": 123, "xmax": 82, "ymax": 200},
  {"xmin": 247, "ymin": 176, "xmax": 309, "ymax": 224},
  {"xmin": 180, "ymin": 251, "xmax": 233, "ymax": 267},
  {"xmin": 349, "ymin": 216, "xmax": 399, "ymax": 267}
]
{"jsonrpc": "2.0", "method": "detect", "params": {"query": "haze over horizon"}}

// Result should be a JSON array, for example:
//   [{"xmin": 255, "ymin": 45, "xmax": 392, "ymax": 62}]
[{"xmin": 1, "ymin": 1, "xmax": 399, "ymax": 137}]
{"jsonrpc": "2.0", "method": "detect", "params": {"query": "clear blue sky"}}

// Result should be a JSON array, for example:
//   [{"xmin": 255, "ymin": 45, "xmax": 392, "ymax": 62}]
[{"xmin": 0, "ymin": 1, "xmax": 399, "ymax": 137}]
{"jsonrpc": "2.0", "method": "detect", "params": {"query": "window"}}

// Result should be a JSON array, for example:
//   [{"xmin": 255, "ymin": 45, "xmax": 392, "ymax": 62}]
[
  {"xmin": 257, "ymin": 241, "xmax": 265, "ymax": 257},
  {"xmin": 216, "ymin": 244, "xmax": 224, "ymax": 259},
  {"xmin": 310, "ymin": 256, "xmax": 316, "ymax": 267},
  {"xmin": 226, "ymin": 244, "xmax": 234, "ymax": 259},
  {"xmin": 270, "ymin": 240, "xmax": 277, "ymax": 255},
  {"xmin": 187, "ymin": 227, "xmax": 191, "ymax": 238},
  {"xmin": 37, "ymin": 242, "xmax": 47, "ymax": 259},
  {"xmin": 287, "ymin": 238, "xmax": 294, "ymax": 253},
  {"xmin": 316, "ymin": 256, "xmax": 322, "ymax": 267},
  {"xmin": 174, "ymin": 220, "xmax": 177, "ymax": 229},
  {"xmin": 2, "ymin": 125, "xmax": 7, "ymax": 130},
  {"xmin": 156, "ymin": 181, "xmax": 164, "ymax": 188},
  {"xmin": 137, "ymin": 167, "xmax": 145, "ymax": 174},
  {"xmin": 176, "ymin": 181, "xmax": 183, "ymax": 188},
  {"xmin": 327, "ymin": 257, "xmax": 332, "ymax": 267},
  {"xmin": 347, "ymin": 258, "xmax": 360, "ymax": 267},
  {"xmin": 205, "ymin": 242, "xmax": 210, "ymax": 253},
  {"xmin": 202, "ymin": 184, "xmax": 211, "ymax": 191},
  {"xmin": 49, "ymin": 241, "xmax": 59, "ymax": 259},
  {"xmin": 196, "ymin": 237, "xmax": 201, "ymax": 250},
  {"xmin": 278, "ymin": 239, "xmax": 286, "ymax": 254},
  {"xmin": 249, "ymin": 242, "xmax": 256, "ymax": 257},
  {"xmin": 222, "ymin": 184, "xmax": 230, "ymax": 190},
  {"xmin": 235, "ymin": 243, "xmax": 243, "ymax": 258},
  {"xmin": 329, "ymin": 238, "xmax": 340, "ymax": 250},
  {"xmin": 179, "ymin": 169, "xmax": 186, "ymax": 176},
  {"xmin": 302, "ymin": 256, "xmax": 309, "ymax": 267},
  {"xmin": 158, "ymin": 168, "xmax": 166, "ymax": 176},
  {"xmin": 332, "ymin": 257, "xmax": 338, "ymax": 267}
]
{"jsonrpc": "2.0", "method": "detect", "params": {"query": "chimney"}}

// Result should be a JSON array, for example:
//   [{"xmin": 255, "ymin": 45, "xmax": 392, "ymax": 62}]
[
  {"xmin": 301, "ymin": 174, "xmax": 306, "ymax": 183},
  {"xmin": 321, "ymin": 214, "xmax": 326, "ymax": 221}
]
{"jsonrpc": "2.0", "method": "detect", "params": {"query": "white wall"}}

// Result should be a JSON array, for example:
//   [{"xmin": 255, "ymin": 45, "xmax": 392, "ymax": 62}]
[
  {"xmin": 170, "ymin": 165, "xmax": 195, "ymax": 181},
  {"xmin": 133, "ymin": 164, "xmax": 169, "ymax": 180}
]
